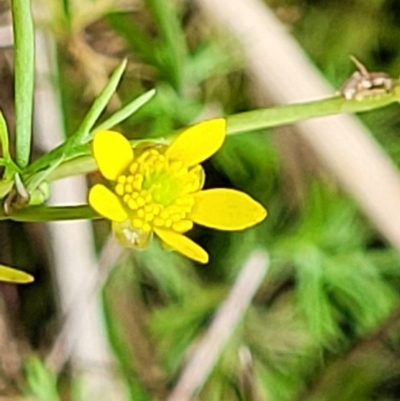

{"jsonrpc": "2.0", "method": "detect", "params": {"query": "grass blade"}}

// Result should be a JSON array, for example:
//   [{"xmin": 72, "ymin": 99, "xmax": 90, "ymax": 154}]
[
  {"xmin": 71, "ymin": 59, "xmax": 127, "ymax": 145},
  {"xmin": 95, "ymin": 89, "xmax": 156, "ymax": 131}
]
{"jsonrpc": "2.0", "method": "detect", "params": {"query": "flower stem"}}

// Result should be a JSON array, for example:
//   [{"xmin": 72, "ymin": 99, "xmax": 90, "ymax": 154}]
[{"xmin": 226, "ymin": 92, "xmax": 399, "ymax": 135}]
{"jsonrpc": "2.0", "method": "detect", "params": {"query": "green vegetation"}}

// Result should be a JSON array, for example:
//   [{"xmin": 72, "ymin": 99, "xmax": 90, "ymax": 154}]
[{"xmin": 0, "ymin": 0, "xmax": 400, "ymax": 399}]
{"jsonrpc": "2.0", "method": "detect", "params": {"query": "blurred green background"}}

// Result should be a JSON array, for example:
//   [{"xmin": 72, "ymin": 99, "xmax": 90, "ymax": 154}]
[{"xmin": 2, "ymin": 0, "xmax": 400, "ymax": 400}]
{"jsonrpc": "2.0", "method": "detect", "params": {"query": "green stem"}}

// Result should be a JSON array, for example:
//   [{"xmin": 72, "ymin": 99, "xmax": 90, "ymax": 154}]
[
  {"xmin": 12, "ymin": 0, "xmax": 35, "ymax": 168},
  {"xmin": 1, "ymin": 205, "xmax": 98, "ymax": 222},
  {"xmin": 226, "ymin": 93, "xmax": 399, "ymax": 135}
]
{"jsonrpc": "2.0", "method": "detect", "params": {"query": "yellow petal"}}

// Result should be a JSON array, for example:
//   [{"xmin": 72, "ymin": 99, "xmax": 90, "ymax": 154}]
[
  {"xmin": 154, "ymin": 228, "xmax": 209, "ymax": 263},
  {"xmin": 0, "ymin": 265, "xmax": 33, "ymax": 284},
  {"xmin": 92, "ymin": 130, "xmax": 133, "ymax": 180},
  {"xmin": 88, "ymin": 184, "xmax": 128, "ymax": 222},
  {"xmin": 166, "ymin": 118, "xmax": 226, "ymax": 166},
  {"xmin": 190, "ymin": 189, "xmax": 267, "ymax": 230}
]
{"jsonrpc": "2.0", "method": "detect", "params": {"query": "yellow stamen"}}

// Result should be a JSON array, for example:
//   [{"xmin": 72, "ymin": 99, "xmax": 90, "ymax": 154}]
[{"xmin": 110, "ymin": 145, "xmax": 203, "ymax": 236}]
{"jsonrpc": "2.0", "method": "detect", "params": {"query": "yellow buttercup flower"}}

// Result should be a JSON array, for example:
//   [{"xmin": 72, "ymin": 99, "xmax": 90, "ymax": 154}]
[{"xmin": 88, "ymin": 118, "xmax": 267, "ymax": 263}]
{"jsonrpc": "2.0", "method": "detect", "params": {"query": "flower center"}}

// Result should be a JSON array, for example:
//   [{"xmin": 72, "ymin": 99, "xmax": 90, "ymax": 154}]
[{"xmin": 113, "ymin": 146, "xmax": 203, "ymax": 235}]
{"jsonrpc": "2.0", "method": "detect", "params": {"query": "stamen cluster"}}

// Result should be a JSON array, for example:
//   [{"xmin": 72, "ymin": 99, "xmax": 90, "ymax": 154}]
[{"xmin": 113, "ymin": 147, "xmax": 202, "ymax": 234}]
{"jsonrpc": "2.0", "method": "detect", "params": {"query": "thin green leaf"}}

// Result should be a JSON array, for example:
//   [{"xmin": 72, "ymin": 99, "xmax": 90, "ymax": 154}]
[
  {"xmin": 94, "ymin": 88, "xmax": 156, "ymax": 131},
  {"xmin": 12, "ymin": 0, "xmax": 35, "ymax": 168},
  {"xmin": 26, "ymin": 60, "xmax": 128, "ymax": 176},
  {"xmin": 71, "ymin": 59, "xmax": 127, "ymax": 145}
]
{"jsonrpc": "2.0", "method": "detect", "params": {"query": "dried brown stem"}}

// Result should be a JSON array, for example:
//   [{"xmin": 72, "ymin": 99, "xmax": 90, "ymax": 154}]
[{"xmin": 167, "ymin": 251, "xmax": 269, "ymax": 401}]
